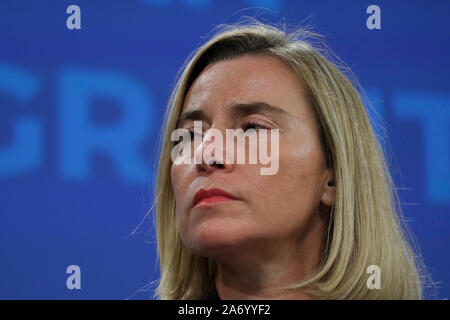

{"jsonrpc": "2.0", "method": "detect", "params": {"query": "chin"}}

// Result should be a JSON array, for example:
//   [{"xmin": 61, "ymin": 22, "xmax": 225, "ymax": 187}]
[{"xmin": 183, "ymin": 220, "xmax": 248, "ymax": 258}]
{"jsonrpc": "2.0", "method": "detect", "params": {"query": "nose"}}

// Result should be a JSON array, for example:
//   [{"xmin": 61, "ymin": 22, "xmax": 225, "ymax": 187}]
[{"xmin": 194, "ymin": 129, "xmax": 234, "ymax": 174}]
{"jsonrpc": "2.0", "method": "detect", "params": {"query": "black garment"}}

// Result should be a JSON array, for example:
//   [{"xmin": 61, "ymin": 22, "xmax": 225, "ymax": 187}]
[{"xmin": 209, "ymin": 284, "xmax": 221, "ymax": 300}]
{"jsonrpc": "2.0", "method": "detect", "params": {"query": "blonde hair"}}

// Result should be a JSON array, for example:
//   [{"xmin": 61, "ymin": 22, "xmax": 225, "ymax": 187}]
[{"xmin": 152, "ymin": 18, "xmax": 427, "ymax": 299}]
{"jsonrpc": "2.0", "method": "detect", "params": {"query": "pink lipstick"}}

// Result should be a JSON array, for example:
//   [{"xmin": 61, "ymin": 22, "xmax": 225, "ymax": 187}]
[{"xmin": 193, "ymin": 188, "xmax": 239, "ymax": 207}]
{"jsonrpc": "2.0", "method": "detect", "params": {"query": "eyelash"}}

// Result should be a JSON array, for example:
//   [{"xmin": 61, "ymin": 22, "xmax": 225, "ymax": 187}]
[
  {"xmin": 242, "ymin": 120, "xmax": 267, "ymax": 132},
  {"xmin": 182, "ymin": 120, "xmax": 267, "ymax": 141},
  {"xmin": 188, "ymin": 129, "xmax": 198, "ymax": 139}
]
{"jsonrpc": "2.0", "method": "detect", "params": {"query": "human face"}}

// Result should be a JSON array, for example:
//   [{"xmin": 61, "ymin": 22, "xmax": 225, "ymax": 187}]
[{"xmin": 170, "ymin": 54, "xmax": 334, "ymax": 261}]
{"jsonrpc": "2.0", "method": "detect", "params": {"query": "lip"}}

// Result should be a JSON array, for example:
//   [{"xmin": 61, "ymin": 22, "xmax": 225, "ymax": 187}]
[{"xmin": 193, "ymin": 188, "xmax": 240, "ymax": 207}]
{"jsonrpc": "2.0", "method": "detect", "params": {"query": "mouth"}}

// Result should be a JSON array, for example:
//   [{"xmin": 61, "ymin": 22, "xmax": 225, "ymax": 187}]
[{"xmin": 193, "ymin": 188, "xmax": 240, "ymax": 208}]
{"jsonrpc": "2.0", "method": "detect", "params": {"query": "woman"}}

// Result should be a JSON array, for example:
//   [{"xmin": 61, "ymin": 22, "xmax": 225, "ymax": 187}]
[{"xmin": 152, "ymin": 19, "xmax": 426, "ymax": 299}]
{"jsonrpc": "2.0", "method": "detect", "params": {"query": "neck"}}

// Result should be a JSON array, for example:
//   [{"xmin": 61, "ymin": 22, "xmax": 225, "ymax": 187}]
[
  {"xmin": 215, "ymin": 264, "xmax": 313, "ymax": 300},
  {"xmin": 214, "ymin": 213, "xmax": 328, "ymax": 300}
]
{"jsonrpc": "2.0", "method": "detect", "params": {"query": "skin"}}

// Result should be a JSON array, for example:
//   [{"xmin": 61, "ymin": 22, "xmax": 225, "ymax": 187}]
[{"xmin": 170, "ymin": 54, "xmax": 335, "ymax": 299}]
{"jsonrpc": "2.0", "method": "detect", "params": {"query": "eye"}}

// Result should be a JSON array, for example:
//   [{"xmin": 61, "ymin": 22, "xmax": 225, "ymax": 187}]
[
  {"xmin": 187, "ymin": 127, "xmax": 207, "ymax": 141},
  {"xmin": 187, "ymin": 129, "xmax": 198, "ymax": 140},
  {"xmin": 173, "ymin": 128, "xmax": 199, "ymax": 146},
  {"xmin": 242, "ymin": 120, "xmax": 266, "ymax": 132}
]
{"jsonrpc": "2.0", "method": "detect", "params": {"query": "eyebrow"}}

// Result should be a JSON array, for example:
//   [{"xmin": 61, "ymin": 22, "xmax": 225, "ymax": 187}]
[
  {"xmin": 177, "ymin": 101, "xmax": 289, "ymax": 127},
  {"xmin": 229, "ymin": 101, "xmax": 289, "ymax": 118},
  {"xmin": 176, "ymin": 109, "xmax": 209, "ymax": 127}
]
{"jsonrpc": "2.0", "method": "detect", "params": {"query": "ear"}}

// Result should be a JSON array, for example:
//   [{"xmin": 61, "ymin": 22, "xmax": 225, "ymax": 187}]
[{"xmin": 320, "ymin": 168, "xmax": 335, "ymax": 207}]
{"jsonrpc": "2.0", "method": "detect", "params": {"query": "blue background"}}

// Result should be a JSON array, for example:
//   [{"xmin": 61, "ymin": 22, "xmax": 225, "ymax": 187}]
[{"xmin": 0, "ymin": 0, "xmax": 448, "ymax": 299}]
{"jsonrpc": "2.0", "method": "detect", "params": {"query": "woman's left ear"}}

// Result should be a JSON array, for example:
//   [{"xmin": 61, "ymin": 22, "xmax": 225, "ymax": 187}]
[{"xmin": 320, "ymin": 168, "xmax": 335, "ymax": 207}]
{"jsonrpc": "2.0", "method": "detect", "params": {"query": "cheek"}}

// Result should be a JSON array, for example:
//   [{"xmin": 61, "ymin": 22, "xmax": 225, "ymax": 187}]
[
  {"xmin": 171, "ymin": 163, "xmax": 193, "ymax": 239},
  {"xmin": 170, "ymin": 163, "xmax": 191, "ymax": 209},
  {"xmin": 250, "ymin": 134, "xmax": 325, "ymax": 222},
  {"xmin": 170, "ymin": 164, "xmax": 180, "ymax": 197},
  {"xmin": 284, "ymin": 138, "xmax": 326, "ymax": 205}
]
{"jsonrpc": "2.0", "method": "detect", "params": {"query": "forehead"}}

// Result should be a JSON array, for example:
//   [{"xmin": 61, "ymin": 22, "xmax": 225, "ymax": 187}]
[{"xmin": 182, "ymin": 54, "xmax": 308, "ymax": 114}]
